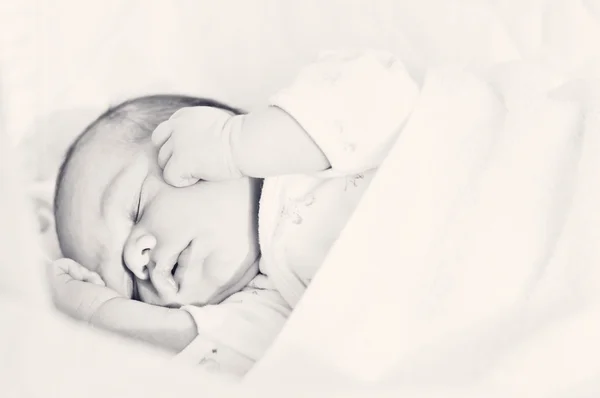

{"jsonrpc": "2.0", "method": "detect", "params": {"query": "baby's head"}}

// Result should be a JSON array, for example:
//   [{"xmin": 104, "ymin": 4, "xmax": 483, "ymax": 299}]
[{"xmin": 54, "ymin": 95, "xmax": 261, "ymax": 307}]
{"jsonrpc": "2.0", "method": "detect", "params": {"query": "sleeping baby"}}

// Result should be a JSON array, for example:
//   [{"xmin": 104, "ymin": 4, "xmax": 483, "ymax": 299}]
[{"xmin": 50, "ymin": 50, "xmax": 419, "ymax": 375}]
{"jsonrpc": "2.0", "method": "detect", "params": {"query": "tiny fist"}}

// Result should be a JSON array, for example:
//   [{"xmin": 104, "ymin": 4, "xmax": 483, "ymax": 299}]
[
  {"xmin": 51, "ymin": 258, "xmax": 106, "ymax": 285},
  {"xmin": 87, "ymin": 271, "xmax": 106, "ymax": 286},
  {"xmin": 150, "ymin": 106, "xmax": 243, "ymax": 184},
  {"xmin": 152, "ymin": 120, "xmax": 173, "ymax": 148},
  {"xmin": 163, "ymin": 160, "xmax": 200, "ymax": 188},
  {"xmin": 52, "ymin": 258, "xmax": 77, "ymax": 275}
]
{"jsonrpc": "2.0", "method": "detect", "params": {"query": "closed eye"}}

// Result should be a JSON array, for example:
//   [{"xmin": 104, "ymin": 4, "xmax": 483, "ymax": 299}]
[
  {"xmin": 129, "ymin": 174, "xmax": 149, "ymax": 224},
  {"xmin": 130, "ymin": 190, "xmax": 142, "ymax": 223}
]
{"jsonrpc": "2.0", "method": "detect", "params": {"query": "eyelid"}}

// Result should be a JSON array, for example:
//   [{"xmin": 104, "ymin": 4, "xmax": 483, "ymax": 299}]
[
  {"xmin": 132, "ymin": 176, "xmax": 148, "ymax": 223},
  {"xmin": 133, "ymin": 191, "xmax": 142, "ymax": 222}
]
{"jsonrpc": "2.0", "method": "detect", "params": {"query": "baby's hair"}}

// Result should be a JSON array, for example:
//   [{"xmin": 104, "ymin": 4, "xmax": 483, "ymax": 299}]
[{"xmin": 54, "ymin": 94, "xmax": 242, "ymax": 218}]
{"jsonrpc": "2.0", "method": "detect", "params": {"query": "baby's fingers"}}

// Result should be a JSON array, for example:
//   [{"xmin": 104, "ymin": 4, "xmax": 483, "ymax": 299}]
[
  {"xmin": 51, "ymin": 258, "xmax": 77, "ymax": 282},
  {"xmin": 152, "ymin": 120, "xmax": 173, "ymax": 148},
  {"xmin": 163, "ymin": 155, "xmax": 200, "ymax": 188},
  {"xmin": 70, "ymin": 265, "xmax": 105, "ymax": 285},
  {"xmin": 158, "ymin": 138, "xmax": 174, "ymax": 170},
  {"xmin": 152, "ymin": 251, "xmax": 179, "ymax": 297},
  {"xmin": 79, "ymin": 269, "xmax": 106, "ymax": 286},
  {"xmin": 51, "ymin": 258, "xmax": 105, "ymax": 285}
]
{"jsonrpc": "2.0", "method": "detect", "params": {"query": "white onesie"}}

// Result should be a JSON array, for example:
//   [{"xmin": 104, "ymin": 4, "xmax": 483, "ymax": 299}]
[{"xmin": 176, "ymin": 50, "xmax": 419, "ymax": 376}]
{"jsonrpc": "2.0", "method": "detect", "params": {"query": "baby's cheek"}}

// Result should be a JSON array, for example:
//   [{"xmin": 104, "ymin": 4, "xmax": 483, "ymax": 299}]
[{"xmin": 100, "ymin": 265, "xmax": 133, "ymax": 298}]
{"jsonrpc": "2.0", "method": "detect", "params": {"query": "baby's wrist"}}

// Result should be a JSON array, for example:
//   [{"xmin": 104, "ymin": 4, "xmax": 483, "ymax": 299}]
[
  {"xmin": 227, "ymin": 106, "xmax": 330, "ymax": 178},
  {"xmin": 87, "ymin": 295, "xmax": 125, "ymax": 327}
]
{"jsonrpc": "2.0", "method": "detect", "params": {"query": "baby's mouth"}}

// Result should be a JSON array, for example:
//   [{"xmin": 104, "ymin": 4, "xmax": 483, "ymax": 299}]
[
  {"xmin": 133, "ymin": 243, "xmax": 192, "ymax": 304},
  {"xmin": 172, "ymin": 242, "xmax": 193, "ymax": 285}
]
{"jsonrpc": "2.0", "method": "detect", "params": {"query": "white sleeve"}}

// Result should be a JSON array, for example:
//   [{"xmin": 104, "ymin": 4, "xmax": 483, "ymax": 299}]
[
  {"xmin": 175, "ymin": 283, "xmax": 291, "ymax": 377},
  {"xmin": 269, "ymin": 50, "xmax": 420, "ymax": 175}
]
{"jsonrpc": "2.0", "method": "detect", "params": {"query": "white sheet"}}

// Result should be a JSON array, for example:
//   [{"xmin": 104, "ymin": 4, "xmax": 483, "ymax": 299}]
[
  {"xmin": 249, "ymin": 63, "xmax": 600, "ymax": 396},
  {"xmin": 4, "ymin": 0, "xmax": 600, "ymax": 396}
]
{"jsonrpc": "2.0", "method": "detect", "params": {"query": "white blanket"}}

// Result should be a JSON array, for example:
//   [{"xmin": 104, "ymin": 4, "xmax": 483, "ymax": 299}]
[
  {"xmin": 4, "ymin": 0, "xmax": 600, "ymax": 396},
  {"xmin": 249, "ymin": 64, "xmax": 600, "ymax": 396}
]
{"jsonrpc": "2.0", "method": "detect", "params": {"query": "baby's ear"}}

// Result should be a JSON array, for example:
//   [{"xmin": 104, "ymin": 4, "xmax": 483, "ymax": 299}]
[
  {"xmin": 33, "ymin": 197, "xmax": 53, "ymax": 233},
  {"xmin": 38, "ymin": 208, "xmax": 63, "ymax": 262},
  {"xmin": 25, "ymin": 179, "xmax": 62, "ymax": 260}
]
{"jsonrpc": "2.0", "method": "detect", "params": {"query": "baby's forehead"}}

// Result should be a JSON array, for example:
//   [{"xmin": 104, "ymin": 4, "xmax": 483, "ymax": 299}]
[
  {"xmin": 63, "ymin": 124, "xmax": 141, "ymax": 200},
  {"xmin": 69, "ymin": 127, "xmax": 137, "ymax": 187}
]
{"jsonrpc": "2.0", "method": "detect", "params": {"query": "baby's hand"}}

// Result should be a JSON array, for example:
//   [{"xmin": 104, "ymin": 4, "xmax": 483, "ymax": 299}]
[
  {"xmin": 49, "ymin": 258, "xmax": 120, "ymax": 323},
  {"xmin": 151, "ymin": 106, "xmax": 244, "ymax": 187}
]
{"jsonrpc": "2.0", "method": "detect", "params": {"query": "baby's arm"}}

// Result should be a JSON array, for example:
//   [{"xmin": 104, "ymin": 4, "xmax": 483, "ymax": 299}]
[
  {"xmin": 232, "ymin": 50, "xmax": 420, "ymax": 178},
  {"xmin": 89, "ymin": 297, "xmax": 197, "ymax": 352},
  {"xmin": 229, "ymin": 106, "xmax": 331, "ymax": 177},
  {"xmin": 89, "ymin": 282, "xmax": 290, "ymax": 376},
  {"xmin": 153, "ymin": 50, "xmax": 419, "ymax": 187},
  {"xmin": 51, "ymin": 259, "xmax": 287, "ymax": 374},
  {"xmin": 93, "ymin": 284, "xmax": 291, "ymax": 376},
  {"xmin": 50, "ymin": 259, "xmax": 197, "ymax": 352}
]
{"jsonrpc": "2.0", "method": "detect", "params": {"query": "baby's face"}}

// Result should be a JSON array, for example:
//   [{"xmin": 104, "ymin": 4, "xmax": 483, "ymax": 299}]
[{"xmin": 57, "ymin": 135, "xmax": 260, "ymax": 307}]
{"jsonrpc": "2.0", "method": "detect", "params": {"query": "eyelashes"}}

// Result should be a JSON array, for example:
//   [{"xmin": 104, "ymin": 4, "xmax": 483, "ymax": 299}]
[
  {"xmin": 130, "ymin": 175, "xmax": 149, "ymax": 224},
  {"xmin": 130, "ymin": 191, "xmax": 142, "ymax": 223}
]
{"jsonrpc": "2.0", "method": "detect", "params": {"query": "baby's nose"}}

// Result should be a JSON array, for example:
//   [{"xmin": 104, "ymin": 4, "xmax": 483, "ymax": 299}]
[{"xmin": 123, "ymin": 234, "xmax": 157, "ymax": 280}]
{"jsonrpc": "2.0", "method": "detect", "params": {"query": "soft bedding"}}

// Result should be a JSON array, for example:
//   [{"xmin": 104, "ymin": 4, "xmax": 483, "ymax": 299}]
[{"xmin": 5, "ymin": 0, "xmax": 600, "ymax": 396}]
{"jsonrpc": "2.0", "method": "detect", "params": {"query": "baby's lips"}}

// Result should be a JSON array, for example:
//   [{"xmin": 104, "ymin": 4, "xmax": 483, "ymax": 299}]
[{"xmin": 173, "ymin": 243, "xmax": 193, "ymax": 280}]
